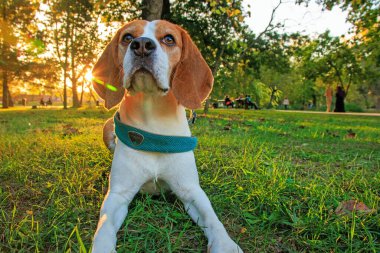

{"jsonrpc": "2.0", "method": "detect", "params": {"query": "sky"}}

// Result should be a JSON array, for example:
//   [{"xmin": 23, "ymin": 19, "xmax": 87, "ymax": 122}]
[{"xmin": 243, "ymin": 0, "xmax": 353, "ymax": 37}]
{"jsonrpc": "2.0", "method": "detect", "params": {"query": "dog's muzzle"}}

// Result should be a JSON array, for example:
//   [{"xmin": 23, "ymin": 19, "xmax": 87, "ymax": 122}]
[{"xmin": 123, "ymin": 37, "xmax": 170, "ymax": 94}]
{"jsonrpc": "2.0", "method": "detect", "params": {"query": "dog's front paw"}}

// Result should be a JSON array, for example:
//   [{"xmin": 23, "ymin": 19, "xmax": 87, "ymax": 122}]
[
  {"xmin": 91, "ymin": 237, "xmax": 117, "ymax": 253},
  {"xmin": 207, "ymin": 238, "xmax": 243, "ymax": 253}
]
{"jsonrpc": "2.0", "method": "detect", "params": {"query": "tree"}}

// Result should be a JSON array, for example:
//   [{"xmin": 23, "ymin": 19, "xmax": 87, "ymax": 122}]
[
  {"xmin": 300, "ymin": 32, "xmax": 362, "ymax": 109},
  {"xmin": 44, "ymin": 0, "xmax": 102, "ymax": 108},
  {"xmin": 297, "ymin": 0, "xmax": 380, "ymax": 109},
  {"xmin": 0, "ymin": 0, "xmax": 39, "ymax": 108},
  {"xmin": 93, "ymin": 0, "xmax": 290, "ymax": 110},
  {"xmin": 141, "ymin": 0, "xmax": 167, "ymax": 20},
  {"xmin": 169, "ymin": 0, "xmax": 248, "ymax": 112}
]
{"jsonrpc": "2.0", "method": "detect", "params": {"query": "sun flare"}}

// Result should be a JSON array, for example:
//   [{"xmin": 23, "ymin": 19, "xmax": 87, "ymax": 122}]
[{"xmin": 85, "ymin": 71, "xmax": 93, "ymax": 82}]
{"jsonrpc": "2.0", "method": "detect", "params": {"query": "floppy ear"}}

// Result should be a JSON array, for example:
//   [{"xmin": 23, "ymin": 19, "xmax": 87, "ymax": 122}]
[
  {"xmin": 92, "ymin": 29, "xmax": 125, "ymax": 109},
  {"xmin": 171, "ymin": 29, "xmax": 214, "ymax": 109}
]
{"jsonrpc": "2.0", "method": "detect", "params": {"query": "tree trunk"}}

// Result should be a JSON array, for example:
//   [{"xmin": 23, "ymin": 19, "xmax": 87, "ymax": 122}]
[
  {"xmin": 89, "ymin": 89, "xmax": 97, "ymax": 105},
  {"xmin": 63, "ymin": 70, "xmax": 68, "ymax": 109},
  {"xmin": 62, "ymin": 5, "xmax": 71, "ymax": 109},
  {"xmin": 141, "ymin": 0, "xmax": 163, "ymax": 21},
  {"xmin": 79, "ymin": 81, "xmax": 85, "ymax": 106},
  {"xmin": 7, "ymin": 89, "xmax": 13, "ymax": 107},
  {"xmin": 1, "ymin": 4, "xmax": 8, "ymax": 109},
  {"xmin": 70, "ymin": 14, "xmax": 79, "ymax": 108},
  {"xmin": 2, "ymin": 70, "xmax": 8, "ymax": 108},
  {"xmin": 161, "ymin": 0, "xmax": 171, "ymax": 20},
  {"xmin": 72, "ymin": 79, "xmax": 80, "ymax": 107},
  {"xmin": 267, "ymin": 88, "xmax": 277, "ymax": 109}
]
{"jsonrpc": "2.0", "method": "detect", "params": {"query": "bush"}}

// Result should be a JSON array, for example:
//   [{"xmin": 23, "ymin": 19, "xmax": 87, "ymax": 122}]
[{"xmin": 345, "ymin": 103, "xmax": 364, "ymax": 112}]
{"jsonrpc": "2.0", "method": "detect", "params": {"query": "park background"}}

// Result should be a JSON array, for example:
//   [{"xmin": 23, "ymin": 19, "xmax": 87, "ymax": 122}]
[
  {"xmin": 1, "ymin": 0, "xmax": 379, "ymax": 252},
  {"xmin": 0, "ymin": 0, "xmax": 379, "ymax": 111}
]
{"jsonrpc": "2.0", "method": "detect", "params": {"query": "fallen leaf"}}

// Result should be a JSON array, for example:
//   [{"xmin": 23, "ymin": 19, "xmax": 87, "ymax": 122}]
[
  {"xmin": 63, "ymin": 125, "xmax": 81, "ymax": 136},
  {"xmin": 66, "ymin": 128, "xmax": 80, "ymax": 135},
  {"xmin": 335, "ymin": 200, "xmax": 375, "ymax": 216},
  {"xmin": 42, "ymin": 128, "xmax": 53, "ymax": 133},
  {"xmin": 346, "ymin": 129, "xmax": 356, "ymax": 138}
]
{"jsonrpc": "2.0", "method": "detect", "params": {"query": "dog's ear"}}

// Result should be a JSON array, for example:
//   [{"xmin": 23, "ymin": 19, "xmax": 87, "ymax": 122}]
[
  {"xmin": 92, "ymin": 29, "xmax": 125, "ymax": 109},
  {"xmin": 171, "ymin": 29, "xmax": 214, "ymax": 109}
]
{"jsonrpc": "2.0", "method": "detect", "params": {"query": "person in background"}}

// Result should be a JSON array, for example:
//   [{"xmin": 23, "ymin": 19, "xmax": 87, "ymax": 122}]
[
  {"xmin": 245, "ymin": 95, "xmax": 259, "ymax": 109},
  {"xmin": 334, "ymin": 86, "xmax": 346, "ymax": 112},
  {"xmin": 188, "ymin": 109, "xmax": 197, "ymax": 124},
  {"xmin": 224, "ymin": 95, "xmax": 234, "ymax": 108},
  {"xmin": 283, "ymin": 97, "xmax": 290, "ymax": 110},
  {"xmin": 235, "ymin": 95, "xmax": 244, "ymax": 108},
  {"xmin": 40, "ymin": 98, "xmax": 45, "ymax": 106},
  {"xmin": 325, "ymin": 85, "xmax": 333, "ymax": 112}
]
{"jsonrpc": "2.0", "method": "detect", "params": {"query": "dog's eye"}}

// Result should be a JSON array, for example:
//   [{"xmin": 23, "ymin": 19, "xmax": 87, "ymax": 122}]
[
  {"xmin": 162, "ymin": 35, "xmax": 175, "ymax": 46},
  {"xmin": 122, "ymin": 33, "xmax": 134, "ymax": 44}
]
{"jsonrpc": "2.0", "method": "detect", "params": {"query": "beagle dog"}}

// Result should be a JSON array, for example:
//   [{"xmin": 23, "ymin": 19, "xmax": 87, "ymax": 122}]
[{"xmin": 91, "ymin": 20, "xmax": 243, "ymax": 253}]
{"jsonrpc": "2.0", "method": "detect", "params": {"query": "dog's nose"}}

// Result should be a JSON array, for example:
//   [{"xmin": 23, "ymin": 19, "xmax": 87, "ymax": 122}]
[{"xmin": 130, "ymin": 37, "xmax": 156, "ymax": 57}]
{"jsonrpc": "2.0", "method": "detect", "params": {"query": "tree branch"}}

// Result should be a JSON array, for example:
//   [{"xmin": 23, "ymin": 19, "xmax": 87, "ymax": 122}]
[
  {"xmin": 233, "ymin": 0, "xmax": 283, "ymax": 68},
  {"xmin": 327, "ymin": 59, "xmax": 345, "ymax": 90},
  {"xmin": 256, "ymin": 0, "xmax": 283, "ymax": 41}
]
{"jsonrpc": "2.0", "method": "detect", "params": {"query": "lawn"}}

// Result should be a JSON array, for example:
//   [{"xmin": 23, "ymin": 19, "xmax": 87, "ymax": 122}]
[{"xmin": 0, "ymin": 108, "xmax": 379, "ymax": 252}]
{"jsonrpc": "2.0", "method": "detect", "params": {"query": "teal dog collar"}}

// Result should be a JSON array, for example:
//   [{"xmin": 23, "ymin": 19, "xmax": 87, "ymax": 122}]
[{"xmin": 114, "ymin": 112, "xmax": 197, "ymax": 153}]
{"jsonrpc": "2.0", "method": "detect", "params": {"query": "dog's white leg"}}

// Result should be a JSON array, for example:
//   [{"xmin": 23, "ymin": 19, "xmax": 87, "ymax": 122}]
[
  {"xmin": 92, "ymin": 189, "xmax": 138, "ymax": 253},
  {"xmin": 175, "ymin": 185, "xmax": 243, "ymax": 253},
  {"xmin": 92, "ymin": 145, "xmax": 149, "ymax": 253},
  {"xmin": 163, "ymin": 153, "xmax": 243, "ymax": 253}
]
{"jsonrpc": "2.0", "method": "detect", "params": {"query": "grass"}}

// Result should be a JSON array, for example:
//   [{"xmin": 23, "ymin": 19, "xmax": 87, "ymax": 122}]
[{"xmin": 0, "ymin": 107, "xmax": 379, "ymax": 253}]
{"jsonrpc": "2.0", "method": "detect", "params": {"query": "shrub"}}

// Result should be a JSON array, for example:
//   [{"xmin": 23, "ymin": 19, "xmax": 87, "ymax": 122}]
[{"xmin": 345, "ymin": 103, "xmax": 364, "ymax": 112}]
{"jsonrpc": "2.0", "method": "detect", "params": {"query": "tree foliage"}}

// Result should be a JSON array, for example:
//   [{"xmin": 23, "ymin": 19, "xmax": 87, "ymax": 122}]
[
  {"xmin": 0, "ymin": 0, "xmax": 41, "ymax": 108},
  {"xmin": 1, "ymin": 0, "xmax": 379, "ymax": 110}
]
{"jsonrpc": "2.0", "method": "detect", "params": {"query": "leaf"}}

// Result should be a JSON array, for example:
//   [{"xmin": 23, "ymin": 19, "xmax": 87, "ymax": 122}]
[
  {"xmin": 335, "ymin": 200, "xmax": 375, "ymax": 216},
  {"xmin": 209, "ymin": 1, "xmax": 217, "ymax": 7},
  {"xmin": 346, "ymin": 129, "xmax": 356, "ymax": 138},
  {"xmin": 0, "ymin": 20, "xmax": 18, "ymax": 45},
  {"xmin": 62, "ymin": 124, "xmax": 81, "ymax": 136},
  {"xmin": 230, "ymin": 9, "xmax": 241, "ymax": 17}
]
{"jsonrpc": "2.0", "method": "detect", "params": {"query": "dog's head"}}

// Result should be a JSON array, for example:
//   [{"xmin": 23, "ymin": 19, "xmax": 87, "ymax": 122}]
[{"xmin": 92, "ymin": 20, "xmax": 213, "ymax": 109}]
